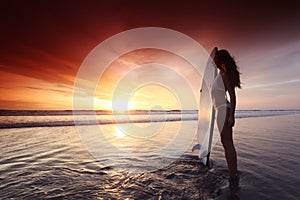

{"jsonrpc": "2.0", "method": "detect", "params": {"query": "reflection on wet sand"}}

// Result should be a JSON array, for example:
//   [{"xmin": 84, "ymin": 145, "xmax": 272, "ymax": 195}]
[{"xmin": 103, "ymin": 156, "xmax": 234, "ymax": 199}]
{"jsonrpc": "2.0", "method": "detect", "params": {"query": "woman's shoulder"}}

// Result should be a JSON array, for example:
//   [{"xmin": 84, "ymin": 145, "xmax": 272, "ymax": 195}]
[{"xmin": 220, "ymin": 72, "xmax": 234, "ymax": 89}]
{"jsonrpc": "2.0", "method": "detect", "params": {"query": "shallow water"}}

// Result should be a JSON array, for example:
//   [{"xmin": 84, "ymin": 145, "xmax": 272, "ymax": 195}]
[
  {"xmin": 0, "ymin": 112, "xmax": 300, "ymax": 199},
  {"xmin": 213, "ymin": 114, "xmax": 300, "ymax": 199},
  {"xmin": 0, "ymin": 124, "xmax": 213, "ymax": 199}
]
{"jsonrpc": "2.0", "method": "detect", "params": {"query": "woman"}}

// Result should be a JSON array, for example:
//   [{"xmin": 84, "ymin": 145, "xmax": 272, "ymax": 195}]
[{"xmin": 211, "ymin": 47, "xmax": 241, "ymax": 185}]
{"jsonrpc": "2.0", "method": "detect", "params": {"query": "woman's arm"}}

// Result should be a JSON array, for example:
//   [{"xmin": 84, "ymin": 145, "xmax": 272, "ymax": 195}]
[{"xmin": 222, "ymin": 73, "xmax": 236, "ymax": 127}]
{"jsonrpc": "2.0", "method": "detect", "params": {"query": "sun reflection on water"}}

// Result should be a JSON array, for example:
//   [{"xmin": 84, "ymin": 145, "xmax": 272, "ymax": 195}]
[{"xmin": 115, "ymin": 126, "xmax": 126, "ymax": 138}]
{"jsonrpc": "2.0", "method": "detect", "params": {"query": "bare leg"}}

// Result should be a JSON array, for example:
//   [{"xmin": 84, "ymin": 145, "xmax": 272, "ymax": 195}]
[
  {"xmin": 221, "ymin": 126, "xmax": 238, "ymax": 176},
  {"xmin": 218, "ymin": 107, "xmax": 238, "ymax": 176},
  {"xmin": 217, "ymin": 107, "xmax": 239, "ymax": 199}
]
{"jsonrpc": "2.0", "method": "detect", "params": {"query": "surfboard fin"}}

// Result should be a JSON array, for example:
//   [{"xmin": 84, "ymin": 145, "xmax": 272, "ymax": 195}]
[{"xmin": 192, "ymin": 143, "xmax": 201, "ymax": 152}]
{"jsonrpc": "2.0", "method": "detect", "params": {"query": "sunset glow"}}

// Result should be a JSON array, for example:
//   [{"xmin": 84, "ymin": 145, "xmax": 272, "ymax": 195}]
[{"xmin": 1, "ymin": 1, "xmax": 300, "ymax": 110}]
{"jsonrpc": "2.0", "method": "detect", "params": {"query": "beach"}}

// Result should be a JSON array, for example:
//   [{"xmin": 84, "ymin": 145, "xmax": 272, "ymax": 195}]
[{"xmin": 0, "ymin": 111, "xmax": 299, "ymax": 199}]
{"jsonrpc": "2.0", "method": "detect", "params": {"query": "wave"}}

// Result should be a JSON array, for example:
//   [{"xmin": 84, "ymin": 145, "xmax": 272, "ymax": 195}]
[
  {"xmin": 0, "ymin": 116, "xmax": 197, "ymax": 129},
  {"xmin": 1, "ymin": 110, "xmax": 299, "ymax": 129},
  {"xmin": 0, "ymin": 110, "xmax": 197, "ymax": 116},
  {"xmin": 235, "ymin": 110, "xmax": 300, "ymax": 118}
]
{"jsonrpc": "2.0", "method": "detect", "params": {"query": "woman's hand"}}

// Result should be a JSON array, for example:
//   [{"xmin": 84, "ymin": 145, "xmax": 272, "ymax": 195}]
[{"xmin": 228, "ymin": 114, "xmax": 235, "ymax": 127}]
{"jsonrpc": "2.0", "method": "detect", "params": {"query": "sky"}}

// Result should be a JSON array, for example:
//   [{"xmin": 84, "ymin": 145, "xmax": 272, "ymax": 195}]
[{"xmin": 1, "ymin": 0, "xmax": 300, "ymax": 110}]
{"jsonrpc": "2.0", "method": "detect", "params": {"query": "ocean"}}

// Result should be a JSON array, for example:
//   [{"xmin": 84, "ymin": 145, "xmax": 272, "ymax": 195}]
[{"xmin": 0, "ymin": 110, "xmax": 299, "ymax": 199}]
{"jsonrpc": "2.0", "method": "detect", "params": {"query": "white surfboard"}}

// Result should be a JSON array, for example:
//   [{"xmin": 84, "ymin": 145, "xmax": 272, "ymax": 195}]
[{"xmin": 192, "ymin": 48, "xmax": 218, "ymax": 166}]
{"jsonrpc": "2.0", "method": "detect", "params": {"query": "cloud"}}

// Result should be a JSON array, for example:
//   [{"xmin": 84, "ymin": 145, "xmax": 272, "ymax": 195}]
[
  {"xmin": 238, "ymin": 39, "xmax": 300, "ymax": 85},
  {"xmin": 1, "ymin": 1, "xmax": 300, "ymax": 109},
  {"xmin": 0, "ymin": 39, "xmax": 78, "ymax": 86}
]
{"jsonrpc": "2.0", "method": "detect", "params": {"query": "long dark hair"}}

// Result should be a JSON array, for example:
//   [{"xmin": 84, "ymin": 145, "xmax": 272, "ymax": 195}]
[{"xmin": 214, "ymin": 49, "xmax": 241, "ymax": 89}]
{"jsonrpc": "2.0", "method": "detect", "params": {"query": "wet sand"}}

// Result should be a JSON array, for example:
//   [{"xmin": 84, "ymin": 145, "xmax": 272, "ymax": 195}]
[
  {"xmin": 101, "ymin": 156, "xmax": 227, "ymax": 199},
  {"xmin": 0, "ymin": 124, "xmax": 226, "ymax": 199},
  {"xmin": 1, "ymin": 114, "xmax": 300, "ymax": 199}
]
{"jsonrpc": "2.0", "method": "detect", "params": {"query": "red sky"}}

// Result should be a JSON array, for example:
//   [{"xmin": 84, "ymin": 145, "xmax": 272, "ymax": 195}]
[{"xmin": 1, "ymin": 0, "xmax": 300, "ymax": 110}]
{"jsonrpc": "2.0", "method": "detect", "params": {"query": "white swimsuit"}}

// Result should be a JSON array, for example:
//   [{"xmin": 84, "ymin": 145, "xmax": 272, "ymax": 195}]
[{"xmin": 211, "ymin": 73, "xmax": 230, "ymax": 110}]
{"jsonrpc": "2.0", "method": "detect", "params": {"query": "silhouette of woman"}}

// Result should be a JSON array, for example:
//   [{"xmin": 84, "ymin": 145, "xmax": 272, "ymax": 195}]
[{"xmin": 211, "ymin": 47, "xmax": 241, "ymax": 186}]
